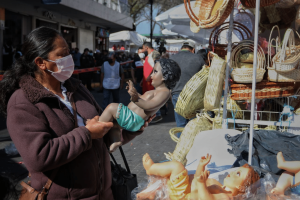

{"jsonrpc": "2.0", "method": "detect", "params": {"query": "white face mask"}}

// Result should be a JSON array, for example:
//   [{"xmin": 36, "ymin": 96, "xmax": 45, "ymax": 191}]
[{"xmin": 47, "ymin": 55, "xmax": 75, "ymax": 82}]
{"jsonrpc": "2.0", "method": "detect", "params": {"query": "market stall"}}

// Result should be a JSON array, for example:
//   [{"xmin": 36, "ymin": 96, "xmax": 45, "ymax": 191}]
[{"xmin": 143, "ymin": 0, "xmax": 300, "ymax": 199}]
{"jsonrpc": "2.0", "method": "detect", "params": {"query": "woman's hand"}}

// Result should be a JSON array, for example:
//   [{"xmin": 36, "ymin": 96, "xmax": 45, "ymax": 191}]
[
  {"xmin": 85, "ymin": 116, "xmax": 113, "ymax": 139},
  {"xmin": 137, "ymin": 114, "xmax": 156, "ymax": 131}
]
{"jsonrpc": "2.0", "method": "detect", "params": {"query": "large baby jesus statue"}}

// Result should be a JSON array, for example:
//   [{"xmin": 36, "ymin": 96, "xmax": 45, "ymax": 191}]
[
  {"xmin": 98, "ymin": 58, "xmax": 181, "ymax": 152},
  {"xmin": 137, "ymin": 154, "xmax": 260, "ymax": 200}
]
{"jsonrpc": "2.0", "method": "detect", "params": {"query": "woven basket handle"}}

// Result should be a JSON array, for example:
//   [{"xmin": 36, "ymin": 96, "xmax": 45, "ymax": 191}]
[
  {"xmin": 212, "ymin": 26, "xmax": 247, "ymax": 46},
  {"xmin": 279, "ymin": 29, "xmax": 296, "ymax": 63},
  {"xmin": 184, "ymin": 0, "xmax": 199, "ymax": 26},
  {"xmin": 209, "ymin": 22, "xmax": 252, "ymax": 48},
  {"xmin": 268, "ymin": 25, "xmax": 281, "ymax": 69}
]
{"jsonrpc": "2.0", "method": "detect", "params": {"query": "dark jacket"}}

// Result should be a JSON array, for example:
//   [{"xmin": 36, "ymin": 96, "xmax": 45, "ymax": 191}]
[
  {"xmin": 7, "ymin": 75, "xmax": 142, "ymax": 199},
  {"xmin": 80, "ymin": 54, "xmax": 95, "ymax": 69},
  {"xmin": 170, "ymin": 50, "xmax": 205, "ymax": 95}
]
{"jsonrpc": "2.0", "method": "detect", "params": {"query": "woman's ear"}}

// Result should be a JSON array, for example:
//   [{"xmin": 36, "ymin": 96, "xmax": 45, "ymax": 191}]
[{"xmin": 35, "ymin": 57, "xmax": 47, "ymax": 70}]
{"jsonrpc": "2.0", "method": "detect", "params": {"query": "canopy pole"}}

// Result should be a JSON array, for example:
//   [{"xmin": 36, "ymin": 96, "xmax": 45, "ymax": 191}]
[
  {"xmin": 248, "ymin": 0, "xmax": 261, "ymax": 165},
  {"xmin": 222, "ymin": 10, "xmax": 234, "ymax": 129}
]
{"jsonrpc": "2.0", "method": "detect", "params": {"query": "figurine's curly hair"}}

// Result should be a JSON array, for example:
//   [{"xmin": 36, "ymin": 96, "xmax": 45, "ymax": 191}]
[
  {"xmin": 157, "ymin": 58, "xmax": 181, "ymax": 90},
  {"xmin": 237, "ymin": 164, "xmax": 260, "ymax": 195}
]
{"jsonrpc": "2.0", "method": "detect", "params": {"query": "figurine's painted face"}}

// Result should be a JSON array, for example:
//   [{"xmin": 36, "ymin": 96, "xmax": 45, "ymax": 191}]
[
  {"xmin": 223, "ymin": 167, "xmax": 250, "ymax": 191},
  {"xmin": 151, "ymin": 62, "xmax": 165, "ymax": 88}
]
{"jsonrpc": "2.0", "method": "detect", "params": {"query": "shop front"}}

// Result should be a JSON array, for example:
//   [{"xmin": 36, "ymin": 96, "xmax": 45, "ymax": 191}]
[{"xmin": 95, "ymin": 27, "xmax": 109, "ymax": 52}]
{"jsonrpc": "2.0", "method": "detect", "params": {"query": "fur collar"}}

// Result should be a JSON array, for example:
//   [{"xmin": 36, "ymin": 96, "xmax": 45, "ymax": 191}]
[{"xmin": 19, "ymin": 75, "xmax": 81, "ymax": 104}]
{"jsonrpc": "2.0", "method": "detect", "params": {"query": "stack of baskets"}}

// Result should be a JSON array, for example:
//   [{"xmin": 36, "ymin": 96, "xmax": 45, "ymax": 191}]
[
  {"xmin": 230, "ymin": 40, "xmax": 266, "ymax": 83},
  {"xmin": 267, "ymin": 26, "xmax": 300, "ymax": 82}
]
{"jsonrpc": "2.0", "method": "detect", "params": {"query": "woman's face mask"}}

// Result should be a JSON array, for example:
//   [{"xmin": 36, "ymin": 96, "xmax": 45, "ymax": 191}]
[{"xmin": 47, "ymin": 54, "xmax": 75, "ymax": 82}]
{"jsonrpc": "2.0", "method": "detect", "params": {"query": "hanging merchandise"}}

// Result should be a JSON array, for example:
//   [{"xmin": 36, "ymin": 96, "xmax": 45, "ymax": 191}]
[
  {"xmin": 204, "ymin": 52, "xmax": 226, "ymax": 110},
  {"xmin": 174, "ymin": 67, "xmax": 210, "ymax": 119},
  {"xmin": 185, "ymin": 0, "xmax": 235, "ymax": 30},
  {"xmin": 260, "ymin": 5, "xmax": 297, "ymax": 31},
  {"xmin": 190, "ymin": 0, "xmax": 201, "ymax": 33},
  {"xmin": 208, "ymin": 22, "xmax": 252, "ymax": 58},
  {"xmin": 275, "ymin": 0, "xmax": 296, "ymax": 8},
  {"xmin": 296, "ymin": 6, "xmax": 300, "ymax": 31},
  {"xmin": 233, "ymin": 9, "xmax": 255, "ymax": 34},
  {"xmin": 240, "ymin": 0, "xmax": 280, "ymax": 8},
  {"xmin": 230, "ymin": 40, "xmax": 266, "ymax": 83}
]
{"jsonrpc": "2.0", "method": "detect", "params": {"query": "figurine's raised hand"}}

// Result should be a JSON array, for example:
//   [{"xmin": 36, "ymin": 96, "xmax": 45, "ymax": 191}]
[
  {"xmin": 196, "ymin": 170, "xmax": 210, "ymax": 183},
  {"xmin": 126, "ymin": 80, "xmax": 139, "ymax": 102},
  {"xmin": 199, "ymin": 154, "xmax": 212, "ymax": 167}
]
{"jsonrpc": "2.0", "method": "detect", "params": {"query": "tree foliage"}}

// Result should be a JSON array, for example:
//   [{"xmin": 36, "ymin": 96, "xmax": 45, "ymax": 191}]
[{"xmin": 129, "ymin": 0, "xmax": 183, "ymax": 31}]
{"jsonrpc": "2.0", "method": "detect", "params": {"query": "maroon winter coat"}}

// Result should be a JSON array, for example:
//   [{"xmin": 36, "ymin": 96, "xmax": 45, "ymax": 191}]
[{"xmin": 7, "ymin": 75, "xmax": 142, "ymax": 199}]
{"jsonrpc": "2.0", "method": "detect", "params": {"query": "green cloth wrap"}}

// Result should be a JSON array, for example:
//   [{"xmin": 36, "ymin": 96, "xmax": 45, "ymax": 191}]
[{"xmin": 116, "ymin": 103, "xmax": 145, "ymax": 132}]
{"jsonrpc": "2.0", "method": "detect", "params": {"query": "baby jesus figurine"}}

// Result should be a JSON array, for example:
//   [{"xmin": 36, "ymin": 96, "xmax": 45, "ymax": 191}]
[
  {"xmin": 271, "ymin": 152, "xmax": 300, "ymax": 196},
  {"xmin": 98, "ymin": 58, "xmax": 181, "ymax": 152},
  {"xmin": 137, "ymin": 153, "xmax": 260, "ymax": 200}
]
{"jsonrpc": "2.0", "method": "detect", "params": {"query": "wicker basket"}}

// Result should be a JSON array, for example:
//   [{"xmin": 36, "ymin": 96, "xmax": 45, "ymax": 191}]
[
  {"xmin": 208, "ymin": 22, "xmax": 252, "ymax": 58},
  {"xmin": 175, "ymin": 67, "xmax": 210, "ymax": 119},
  {"xmin": 240, "ymin": 0, "xmax": 280, "ymax": 8},
  {"xmin": 272, "ymin": 29, "xmax": 300, "ymax": 72},
  {"xmin": 164, "ymin": 113, "xmax": 212, "ymax": 165},
  {"xmin": 204, "ymin": 52, "xmax": 226, "ymax": 111},
  {"xmin": 231, "ymin": 81, "xmax": 295, "ymax": 100},
  {"xmin": 268, "ymin": 66, "xmax": 300, "ymax": 82},
  {"xmin": 185, "ymin": 0, "xmax": 234, "ymax": 29},
  {"xmin": 230, "ymin": 40, "xmax": 266, "ymax": 83}
]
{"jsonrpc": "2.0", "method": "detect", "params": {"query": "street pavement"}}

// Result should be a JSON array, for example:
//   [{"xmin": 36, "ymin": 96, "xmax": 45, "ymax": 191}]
[{"xmin": 0, "ymin": 85, "xmax": 177, "ymax": 196}]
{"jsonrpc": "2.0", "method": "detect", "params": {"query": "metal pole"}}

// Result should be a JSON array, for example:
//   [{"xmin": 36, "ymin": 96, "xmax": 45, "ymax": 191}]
[
  {"xmin": 222, "ymin": 10, "xmax": 234, "ymax": 129},
  {"xmin": 248, "ymin": 0, "xmax": 261, "ymax": 165},
  {"xmin": 150, "ymin": 0, "xmax": 153, "ymax": 44}
]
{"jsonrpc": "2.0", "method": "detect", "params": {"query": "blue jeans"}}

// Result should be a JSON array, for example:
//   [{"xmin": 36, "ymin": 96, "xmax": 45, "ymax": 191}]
[
  {"xmin": 172, "ymin": 93, "xmax": 189, "ymax": 137},
  {"xmin": 102, "ymin": 88, "xmax": 120, "ymax": 110}
]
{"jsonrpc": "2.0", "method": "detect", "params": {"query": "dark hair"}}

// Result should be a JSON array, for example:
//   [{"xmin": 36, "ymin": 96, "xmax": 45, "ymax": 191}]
[
  {"xmin": 138, "ymin": 47, "xmax": 143, "ymax": 50},
  {"xmin": 0, "ymin": 26, "xmax": 60, "ymax": 116},
  {"xmin": 84, "ymin": 48, "xmax": 89, "ymax": 52},
  {"xmin": 181, "ymin": 45, "xmax": 193, "ymax": 51},
  {"xmin": 157, "ymin": 58, "xmax": 181, "ymax": 90},
  {"xmin": 197, "ymin": 48, "xmax": 210, "ymax": 61},
  {"xmin": 143, "ymin": 42, "xmax": 153, "ymax": 49}
]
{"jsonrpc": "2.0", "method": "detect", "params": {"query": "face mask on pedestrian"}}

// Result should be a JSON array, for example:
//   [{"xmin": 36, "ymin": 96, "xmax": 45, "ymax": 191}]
[
  {"xmin": 89, "ymin": 52, "xmax": 93, "ymax": 56},
  {"xmin": 47, "ymin": 54, "xmax": 75, "ymax": 82}
]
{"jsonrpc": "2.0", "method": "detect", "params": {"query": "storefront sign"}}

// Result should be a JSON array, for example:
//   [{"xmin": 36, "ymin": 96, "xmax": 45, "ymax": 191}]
[
  {"xmin": 96, "ymin": 28, "xmax": 109, "ymax": 38},
  {"xmin": 42, "ymin": 0, "xmax": 61, "ymax": 4},
  {"xmin": 0, "ymin": 8, "xmax": 4, "ymax": 30}
]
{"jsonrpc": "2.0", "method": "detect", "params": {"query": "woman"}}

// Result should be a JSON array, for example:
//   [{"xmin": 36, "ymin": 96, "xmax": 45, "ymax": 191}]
[{"xmin": 0, "ymin": 27, "xmax": 151, "ymax": 199}]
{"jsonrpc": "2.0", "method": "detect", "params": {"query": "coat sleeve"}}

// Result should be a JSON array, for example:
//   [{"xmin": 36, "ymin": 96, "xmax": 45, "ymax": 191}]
[{"xmin": 7, "ymin": 102, "xmax": 92, "ymax": 173}]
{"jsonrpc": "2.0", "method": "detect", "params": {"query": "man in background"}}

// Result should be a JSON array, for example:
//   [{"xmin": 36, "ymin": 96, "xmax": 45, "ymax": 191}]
[
  {"xmin": 73, "ymin": 48, "xmax": 81, "ymax": 69},
  {"xmin": 170, "ymin": 40, "xmax": 205, "ymax": 130},
  {"xmin": 80, "ymin": 48, "xmax": 95, "ymax": 91},
  {"xmin": 100, "ymin": 53, "xmax": 124, "ymax": 109}
]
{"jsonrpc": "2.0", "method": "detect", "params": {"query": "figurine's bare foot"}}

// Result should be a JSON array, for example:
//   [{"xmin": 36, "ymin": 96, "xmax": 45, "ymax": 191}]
[
  {"xmin": 143, "ymin": 153, "xmax": 154, "ymax": 176},
  {"xmin": 136, "ymin": 190, "xmax": 156, "ymax": 200},
  {"xmin": 277, "ymin": 152, "xmax": 286, "ymax": 169},
  {"xmin": 110, "ymin": 141, "xmax": 122, "ymax": 153},
  {"xmin": 271, "ymin": 187, "xmax": 285, "ymax": 196}
]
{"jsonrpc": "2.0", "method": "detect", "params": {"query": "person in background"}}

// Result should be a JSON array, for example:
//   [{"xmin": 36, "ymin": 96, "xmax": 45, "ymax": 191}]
[
  {"xmin": 142, "ymin": 43, "xmax": 162, "ymax": 123},
  {"xmin": 112, "ymin": 44, "xmax": 117, "ymax": 51},
  {"xmin": 100, "ymin": 52, "xmax": 124, "ymax": 110},
  {"xmin": 170, "ymin": 40, "xmax": 205, "ymax": 132},
  {"xmin": 139, "ymin": 52, "xmax": 145, "ymax": 64},
  {"xmin": 120, "ymin": 44, "xmax": 125, "ymax": 51},
  {"xmin": 80, "ymin": 48, "xmax": 95, "ymax": 91},
  {"xmin": 161, "ymin": 52, "xmax": 169, "ymax": 59},
  {"xmin": 131, "ymin": 53, "xmax": 143, "ymax": 94},
  {"xmin": 117, "ymin": 45, "xmax": 120, "ymax": 51},
  {"xmin": 94, "ymin": 49, "xmax": 103, "ymax": 67},
  {"xmin": 197, "ymin": 48, "xmax": 210, "ymax": 65},
  {"xmin": 72, "ymin": 48, "xmax": 81, "ymax": 69}
]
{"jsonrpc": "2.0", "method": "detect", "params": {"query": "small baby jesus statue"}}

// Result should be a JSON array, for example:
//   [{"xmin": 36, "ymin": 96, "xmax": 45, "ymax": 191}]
[
  {"xmin": 137, "ymin": 153, "xmax": 260, "ymax": 200},
  {"xmin": 98, "ymin": 58, "xmax": 181, "ymax": 152},
  {"xmin": 271, "ymin": 152, "xmax": 300, "ymax": 196}
]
